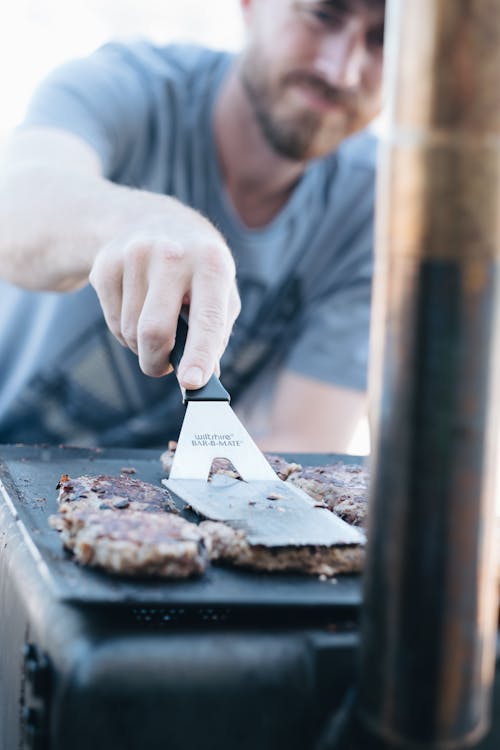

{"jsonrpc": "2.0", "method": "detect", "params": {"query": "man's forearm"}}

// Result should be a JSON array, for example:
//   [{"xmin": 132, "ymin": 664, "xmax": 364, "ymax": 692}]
[{"xmin": 0, "ymin": 163, "xmax": 176, "ymax": 291}]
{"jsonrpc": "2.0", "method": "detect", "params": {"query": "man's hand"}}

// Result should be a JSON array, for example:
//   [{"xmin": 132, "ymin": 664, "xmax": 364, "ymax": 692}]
[
  {"xmin": 89, "ymin": 217, "xmax": 240, "ymax": 389},
  {"xmin": 0, "ymin": 127, "xmax": 240, "ymax": 389}
]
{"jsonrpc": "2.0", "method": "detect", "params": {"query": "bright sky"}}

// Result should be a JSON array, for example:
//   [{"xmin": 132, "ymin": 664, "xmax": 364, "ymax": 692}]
[{"xmin": 1, "ymin": 0, "xmax": 244, "ymax": 137}]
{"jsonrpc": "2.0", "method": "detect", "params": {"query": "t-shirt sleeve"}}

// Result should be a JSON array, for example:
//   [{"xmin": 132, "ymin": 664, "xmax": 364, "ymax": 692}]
[
  {"xmin": 285, "ymin": 211, "xmax": 374, "ymax": 392},
  {"xmin": 20, "ymin": 43, "xmax": 155, "ymax": 179}
]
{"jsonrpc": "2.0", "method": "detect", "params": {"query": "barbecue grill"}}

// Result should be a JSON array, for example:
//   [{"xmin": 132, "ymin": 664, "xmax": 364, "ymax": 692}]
[{"xmin": 0, "ymin": 444, "xmax": 366, "ymax": 750}]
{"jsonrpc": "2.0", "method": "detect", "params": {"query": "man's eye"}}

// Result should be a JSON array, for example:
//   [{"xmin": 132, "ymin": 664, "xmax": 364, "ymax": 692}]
[
  {"xmin": 299, "ymin": 4, "xmax": 344, "ymax": 29},
  {"xmin": 310, "ymin": 9, "xmax": 336, "ymax": 24}
]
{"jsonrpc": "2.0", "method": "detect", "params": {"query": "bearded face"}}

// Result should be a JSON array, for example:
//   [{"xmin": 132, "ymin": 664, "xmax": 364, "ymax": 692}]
[{"xmin": 239, "ymin": 0, "xmax": 385, "ymax": 160}]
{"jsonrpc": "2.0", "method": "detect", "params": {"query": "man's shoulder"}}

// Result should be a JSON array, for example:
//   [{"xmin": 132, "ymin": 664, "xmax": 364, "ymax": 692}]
[{"xmin": 95, "ymin": 39, "xmax": 232, "ymax": 83}]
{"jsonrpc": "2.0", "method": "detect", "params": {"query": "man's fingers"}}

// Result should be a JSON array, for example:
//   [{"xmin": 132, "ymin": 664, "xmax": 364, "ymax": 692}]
[
  {"xmin": 137, "ymin": 302, "xmax": 182, "ymax": 378},
  {"xmin": 229, "ymin": 286, "xmax": 242, "ymax": 322},
  {"xmin": 177, "ymin": 251, "xmax": 237, "ymax": 388},
  {"xmin": 215, "ymin": 286, "xmax": 241, "ymax": 361},
  {"xmin": 225, "ymin": 285, "xmax": 241, "ymax": 347},
  {"xmin": 179, "ymin": 303, "xmax": 228, "ymax": 388},
  {"xmin": 120, "ymin": 242, "xmax": 150, "ymax": 354},
  {"xmin": 89, "ymin": 253, "xmax": 125, "ymax": 346},
  {"xmin": 136, "ymin": 250, "xmax": 189, "ymax": 376}
]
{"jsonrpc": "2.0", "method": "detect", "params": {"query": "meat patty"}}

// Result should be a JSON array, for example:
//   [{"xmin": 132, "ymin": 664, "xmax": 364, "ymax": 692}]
[
  {"xmin": 51, "ymin": 509, "xmax": 207, "ymax": 578},
  {"xmin": 56, "ymin": 473, "xmax": 178, "ymax": 514},
  {"xmin": 200, "ymin": 521, "xmax": 364, "ymax": 577},
  {"xmin": 288, "ymin": 463, "xmax": 369, "ymax": 527},
  {"xmin": 50, "ymin": 474, "xmax": 206, "ymax": 578}
]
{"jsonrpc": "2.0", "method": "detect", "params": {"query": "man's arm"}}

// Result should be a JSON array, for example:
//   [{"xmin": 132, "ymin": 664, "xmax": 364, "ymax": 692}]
[
  {"xmin": 0, "ymin": 127, "xmax": 240, "ymax": 387},
  {"xmin": 256, "ymin": 370, "xmax": 367, "ymax": 453}
]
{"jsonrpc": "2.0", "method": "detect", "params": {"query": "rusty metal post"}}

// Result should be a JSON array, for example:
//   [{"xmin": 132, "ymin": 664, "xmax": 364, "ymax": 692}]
[{"xmin": 355, "ymin": 0, "xmax": 500, "ymax": 747}]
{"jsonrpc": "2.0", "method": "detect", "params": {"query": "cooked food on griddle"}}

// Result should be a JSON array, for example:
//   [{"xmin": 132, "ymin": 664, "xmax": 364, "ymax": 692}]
[
  {"xmin": 50, "ymin": 474, "xmax": 207, "ymax": 578},
  {"xmin": 199, "ymin": 521, "xmax": 365, "ymax": 577},
  {"xmin": 56, "ymin": 473, "xmax": 178, "ymax": 514},
  {"xmin": 51, "ymin": 508, "xmax": 207, "ymax": 577},
  {"xmin": 288, "ymin": 463, "xmax": 369, "ymax": 527},
  {"xmin": 50, "ymin": 452, "xmax": 369, "ymax": 579}
]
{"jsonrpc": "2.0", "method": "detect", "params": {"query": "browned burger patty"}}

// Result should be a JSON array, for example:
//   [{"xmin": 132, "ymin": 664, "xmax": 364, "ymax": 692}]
[
  {"xmin": 288, "ymin": 463, "xmax": 369, "ymax": 527},
  {"xmin": 52, "ymin": 509, "xmax": 207, "ymax": 577},
  {"xmin": 56, "ymin": 473, "xmax": 178, "ymax": 513},
  {"xmin": 50, "ymin": 474, "xmax": 207, "ymax": 578},
  {"xmin": 199, "ymin": 521, "xmax": 365, "ymax": 577}
]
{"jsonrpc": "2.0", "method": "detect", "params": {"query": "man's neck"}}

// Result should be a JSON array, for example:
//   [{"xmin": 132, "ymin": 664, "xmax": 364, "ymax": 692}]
[{"xmin": 213, "ymin": 64, "xmax": 307, "ymax": 229}]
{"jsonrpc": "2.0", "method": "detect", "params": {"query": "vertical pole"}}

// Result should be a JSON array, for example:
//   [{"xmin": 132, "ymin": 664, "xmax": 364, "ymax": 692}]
[{"xmin": 357, "ymin": 0, "xmax": 500, "ymax": 746}]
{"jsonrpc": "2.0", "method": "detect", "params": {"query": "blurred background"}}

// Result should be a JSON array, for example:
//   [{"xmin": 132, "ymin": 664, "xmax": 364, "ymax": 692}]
[
  {"xmin": 1, "ymin": 0, "xmax": 244, "ymax": 140},
  {"xmin": 1, "ymin": 0, "xmax": 371, "ymax": 454}
]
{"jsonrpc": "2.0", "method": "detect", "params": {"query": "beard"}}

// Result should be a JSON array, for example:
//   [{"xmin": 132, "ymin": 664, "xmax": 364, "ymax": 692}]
[{"xmin": 240, "ymin": 54, "xmax": 363, "ymax": 161}]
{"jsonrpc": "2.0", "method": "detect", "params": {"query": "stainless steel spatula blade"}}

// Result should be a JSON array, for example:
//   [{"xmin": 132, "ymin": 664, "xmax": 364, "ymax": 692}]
[
  {"xmin": 165, "ymin": 473, "xmax": 365, "ymax": 547},
  {"xmin": 168, "ymin": 401, "xmax": 277, "ymax": 481}
]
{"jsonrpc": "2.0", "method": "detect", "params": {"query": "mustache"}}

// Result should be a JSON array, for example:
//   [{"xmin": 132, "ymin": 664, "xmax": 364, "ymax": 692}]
[{"xmin": 283, "ymin": 72, "xmax": 358, "ymax": 107}]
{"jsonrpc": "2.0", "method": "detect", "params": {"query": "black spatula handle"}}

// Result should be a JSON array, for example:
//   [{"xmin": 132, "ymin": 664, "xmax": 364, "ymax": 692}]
[{"xmin": 169, "ymin": 314, "xmax": 230, "ymax": 403}]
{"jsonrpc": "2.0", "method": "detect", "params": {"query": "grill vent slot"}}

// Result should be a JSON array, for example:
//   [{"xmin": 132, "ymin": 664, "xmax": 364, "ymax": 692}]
[{"xmin": 131, "ymin": 606, "xmax": 233, "ymax": 628}]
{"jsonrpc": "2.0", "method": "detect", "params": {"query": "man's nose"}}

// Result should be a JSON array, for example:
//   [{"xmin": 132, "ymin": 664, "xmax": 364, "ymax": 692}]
[{"xmin": 313, "ymin": 30, "xmax": 366, "ymax": 89}]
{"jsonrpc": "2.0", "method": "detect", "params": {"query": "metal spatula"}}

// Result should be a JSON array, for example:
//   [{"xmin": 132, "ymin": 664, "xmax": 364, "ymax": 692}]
[{"xmin": 164, "ymin": 316, "xmax": 365, "ymax": 548}]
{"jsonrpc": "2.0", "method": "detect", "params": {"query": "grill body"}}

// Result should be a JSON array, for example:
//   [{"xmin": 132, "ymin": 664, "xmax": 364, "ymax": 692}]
[{"xmin": 0, "ymin": 447, "xmax": 358, "ymax": 750}]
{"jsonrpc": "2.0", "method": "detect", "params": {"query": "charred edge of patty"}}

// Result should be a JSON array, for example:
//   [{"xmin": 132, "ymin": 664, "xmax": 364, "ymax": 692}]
[{"xmin": 199, "ymin": 521, "xmax": 364, "ymax": 577}]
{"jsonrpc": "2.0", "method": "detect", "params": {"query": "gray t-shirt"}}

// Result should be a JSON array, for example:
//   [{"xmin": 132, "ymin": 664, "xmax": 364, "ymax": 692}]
[{"xmin": 0, "ymin": 41, "xmax": 376, "ymax": 446}]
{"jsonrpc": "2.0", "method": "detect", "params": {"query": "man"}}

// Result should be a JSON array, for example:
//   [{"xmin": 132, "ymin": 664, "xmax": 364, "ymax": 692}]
[{"xmin": 0, "ymin": 0, "xmax": 385, "ymax": 450}]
